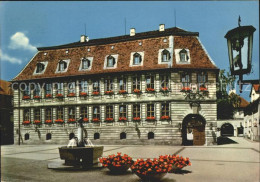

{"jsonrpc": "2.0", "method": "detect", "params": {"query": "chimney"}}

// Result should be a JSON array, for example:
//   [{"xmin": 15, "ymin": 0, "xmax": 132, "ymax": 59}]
[
  {"xmin": 159, "ymin": 24, "xmax": 165, "ymax": 32},
  {"xmin": 80, "ymin": 35, "xmax": 86, "ymax": 43},
  {"xmin": 130, "ymin": 28, "xmax": 136, "ymax": 36}
]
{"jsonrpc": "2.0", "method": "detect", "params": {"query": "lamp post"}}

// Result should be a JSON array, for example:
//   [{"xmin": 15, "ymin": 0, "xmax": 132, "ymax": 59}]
[{"xmin": 224, "ymin": 16, "xmax": 257, "ymax": 92}]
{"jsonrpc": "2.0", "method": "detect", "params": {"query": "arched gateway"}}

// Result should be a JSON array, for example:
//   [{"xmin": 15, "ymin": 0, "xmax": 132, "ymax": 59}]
[{"xmin": 182, "ymin": 114, "xmax": 206, "ymax": 146}]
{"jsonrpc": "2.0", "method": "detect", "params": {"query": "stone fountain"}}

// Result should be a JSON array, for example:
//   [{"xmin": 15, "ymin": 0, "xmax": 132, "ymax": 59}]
[{"xmin": 48, "ymin": 116, "xmax": 104, "ymax": 169}]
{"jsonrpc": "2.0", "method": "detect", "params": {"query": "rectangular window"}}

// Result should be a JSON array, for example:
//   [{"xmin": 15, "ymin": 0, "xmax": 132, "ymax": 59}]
[
  {"xmin": 45, "ymin": 108, "xmax": 52, "ymax": 121},
  {"xmin": 104, "ymin": 79, "xmax": 113, "ymax": 91},
  {"xmin": 93, "ymin": 106, "xmax": 100, "ymax": 119},
  {"xmin": 161, "ymin": 103, "xmax": 170, "ymax": 117},
  {"xmin": 161, "ymin": 75, "xmax": 169, "ymax": 89},
  {"xmin": 80, "ymin": 80, "xmax": 88, "ymax": 93},
  {"xmin": 45, "ymin": 83, "xmax": 52, "ymax": 95},
  {"xmin": 133, "ymin": 76, "xmax": 141, "ymax": 90},
  {"xmin": 181, "ymin": 73, "xmax": 190, "ymax": 88},
  {"xmin": 106, "ymin": 106, "xmax": 113, "ymax": 119},
  {"xmin": 34, "ymin": 109, "xmax": 40, "ymax": 121},
  {"xmin": 56, "ymin": 83, "xmax": 64, "ymax": 95},
  {"xmin": 146, "ymin": 75, "xmax": 154, "ymax": 89},
  {"xmin": 108, "ymin": 58, "xmax": 114, "ymax": 67},
  {"xmin": 119, "ymin": 105, "xmax": 127, "ymax": 118},
  {"xmin": 57, "ymin": 107, "xmax": 64, "ymax": 120},
  {"xmin": 93, "ymin": 81, "xmax": 100, "ymax": 92},
  {"xmin": 180, "ymin": 53, "xmax": 186, "ymax": 62},
  {"xmin": 23, "ymin": 84, "xmax": 30, "ymax": 96},
  {"xmin": 147, "ymin": 104, "xmax": 155, "ymax": 117},
  {"xmin": 68, "ymin": 82, "xmax": 75, "ymax": 94},
  {"xmin": 68, "ymin": 107, "xmax": 75, "ymax": 119},
  {"xmin": 80, "ymin": 107, "xmax": 88, "ymax": 119},
  {"xmin": 23, "ymin": 109, "xmax": 30, "ymax": 121},
  {"xmin": 118, "ymin": 77, "xmax": 127, "ymax": 91},
  {"xmin": 197, "ymin": 72, "xmax": 208, "ymax": 89},
  {"xmin": 33, "ymin": 84, "xmax": 41, "ymax": 97},
  {"xmin": 133, "ymin": 104, "xmax": 140, "ymax": 118}
]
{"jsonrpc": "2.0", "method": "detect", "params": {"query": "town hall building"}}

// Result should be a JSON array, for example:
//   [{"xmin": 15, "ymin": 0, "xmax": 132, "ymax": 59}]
[{"xmin": 12, "ymin": 24, "xmax": 219, "ymax": 145}]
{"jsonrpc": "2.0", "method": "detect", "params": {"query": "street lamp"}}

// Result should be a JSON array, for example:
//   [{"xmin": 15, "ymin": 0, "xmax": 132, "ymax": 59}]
[{"xmin": 224, "ymin": 16, "xmax": 257, "ymax": 92}]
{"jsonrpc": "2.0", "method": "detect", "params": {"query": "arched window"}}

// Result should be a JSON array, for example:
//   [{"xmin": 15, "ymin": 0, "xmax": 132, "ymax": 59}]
[
  {"xmin": 36, "ymin": 63, "xmax": 45, "ymax": 73},
  {"xmin": 58, "ymin": 60, "xmax": 67, "ymax": 71},
  {"xmin": 94, "ymin": 133, "xmax": 100, "ymax": 140},
  {"xmin": 148, "ymin": 132, "xmax": 154, "ymax": 139},
  {"xmin": 107, "ymin": 55, "xmax": 115, "ymax": 67},
  {"xmin": 25, "ymin": 133, "xmax": 30, "ymax": 140},
  {"xmin": 133, "ymin": 53, "xmax": 142, "ymax": 65},
  {"xmin": 161, "ymin": 49, "xmax": 171, "ymax": 62},
  {"xmin": 46, "ymin": 133, "xmax": 52, "ymax": 140},
  {"xmin": 69, "ymin": 133, "xmax": 75, "ymax": 140},
  {"xmin": 82, "ymin": 58, "xmax": 91, "ymax": 69},
  {"xmin": 120, "ymin": 132, "xmax": 126, "ymax": 139},
  {"xmin": 179, "ymin": 49, "xmax": 189, "ymax": 62}
]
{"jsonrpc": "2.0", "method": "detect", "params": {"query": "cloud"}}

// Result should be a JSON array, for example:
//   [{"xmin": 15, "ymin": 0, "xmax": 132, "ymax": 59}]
[
  {"xmin": 8, "ymin": 32, "xmax": 37, "ymax": 52},
  {"xmin": 0, "ymin": 49, "xmax": 22, "ymax": 64}
]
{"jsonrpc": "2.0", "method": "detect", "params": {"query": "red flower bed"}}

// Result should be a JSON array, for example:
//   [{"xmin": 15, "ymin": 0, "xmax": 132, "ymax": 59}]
[
  {"xmin": 92, "ymin": 118, "xmax": 100, "ymax": 122},
  {"xmin": 119, "ymin": 117, "xmax": 127, "ymax": 121},
  {"xmin": 33, "ymin": 120, "xmax": 41, "ymax": 124},
  {"xmin": 146, "ymin": 116, "xmax": 155, "ymax": 121},
  {"xmin": 133, "ymin": 117, "xmax": 141, "ymax": 121},
  {"xmin": 92, "ymin": 91, "xmax": 100, "ymax": 96},
  {"xmin": 22, "ymin": 120, "xmax": 31, "ymax": 125},
  {"xmin": 159, "ymin": 154, "xmax": 191, "ymax": 172},
  {"xmin": 45, "ymin": 120, "xmax": 52, "ymax": 124},
  {"xmin": 80, "ymin": 92, "xmax": 87, "ymax": 96},
  {"xmin": 105, "ymin": 118, "xmax": 114, "ymax": 122},
  {"xmin": 161, "ymin": 115, "xmax": 170, "ymax": 120},
  {"xmin": 181, "ymin": 87, "xmax": 191, "ymax": 92},
  {"xmin": 23, "ymin": 95, "xmax": 30, "ymax": 100},
  {"xmin": 67, "ymin": 93, "xmax": 75, "ymax": 97},
  {"xmin": 100, "ymin": 152, "xmax": 134, "ymax": 173},
  {"xmin": 45, "ymin": 94, "xmax": 52, "ymax": 98},
  {"xmin": 33, "ymin": 95, "xmax": 41, "ymax": 99},
  {"xmin": 83, "ymin": 118, "xmax": 89, "ymax": 122},
  {"xmin": 68, "ymin": 118, "xmax": 76, "ymax": 123},
  {"xmin": 146, "ymin": 88, "xmax": 155, "ymax": 92},
  {"xmin": 133, "ymin": 89, "xmax": 141, "ymax": 94},
  {"xmin": 55, "ymin": 119, "xmax": 64, "ymax": 124},
  {"xmin": 118, "ymin": 90, "xmax": 127, "ymax": 94},
  {"xmin": 56, "ymin": 93, "xmax": 64, "ymax": 98},
  {"xmin": 105, "ymin": 91, "xmax": 114, "ymax": 95}
]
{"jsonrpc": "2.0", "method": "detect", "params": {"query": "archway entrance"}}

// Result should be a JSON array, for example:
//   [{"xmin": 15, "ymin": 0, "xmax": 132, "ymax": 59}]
[
  {"xmin": 182, "ymin": 114, "xmax": 206, "ymax": 146},
  {"xmin": 221, "ymin": 123, "xmax": 234, "ymax": 136}
]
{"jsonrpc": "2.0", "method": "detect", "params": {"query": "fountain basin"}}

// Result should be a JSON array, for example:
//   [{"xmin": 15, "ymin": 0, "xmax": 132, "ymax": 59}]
[{"xmin": 59, "ymin": 146, "xmax": 104, "ymax": 168}]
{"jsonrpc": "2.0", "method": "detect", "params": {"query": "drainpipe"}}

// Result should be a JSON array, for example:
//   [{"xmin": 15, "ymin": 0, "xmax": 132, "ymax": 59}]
[{"xmin": 18, "ymin": 86, "xmax": 21, "ymax": 145}]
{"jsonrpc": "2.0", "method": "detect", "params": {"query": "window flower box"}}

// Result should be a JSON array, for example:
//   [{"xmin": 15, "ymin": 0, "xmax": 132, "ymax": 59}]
[
  {"xmin": 79, "ymin": 92, "xmax": 88, "ymax": 97},
  {"xmin": 92, "ymin": 91, "xmax": 100, "ymax": 96},
  {"xmin": 33, "ymin": 120, "xmax": 42, "ymax": 125},
  {"xmin": 133, "ymin": 89, "xmax": 142, "ymax": 94},
  {"xmin": 105, "ymin": 91, "xmax": 114, "ymax": 95},
  {"xmin": 33, "ymin": 95, "xmax": 41, "ymax": 99},
  {"xmin": 160, "ymin": 87, "xmax": 170, "ymax": 93},
  {"xmin": 45, "ymin": 94, "xmax": 52, "ymax": 98},
  {"xmin": 133, "ymin": 117, "xmax": 141, "ymax": 122},
  {"xmin": 119, "ymin": 117, "xmax": 127, "ymax": 122},
  {"xmin": 56, "ymin": 94, "xmax": 64, "ymax": 98},
  {"xmin": 199, "ymin": 87, "xmax": 208, "ymax": 93},
  {"xmin": 119, "ymin": 90, "xmax": 128, "ymax": 94},
  {"xmin": 146, "ymin": 88, "xmax": 155, "ymax": 93},
  {"xmin": 55, "ymin": 119, "xmax": 64, "ymax": 124},
  {"xmin": 67, "ymin": 93, "xmax": 76, "ymax": 97},
  {"xmin": 92, "ymin": 118, "xmax": 100, "ymax": 123},
  {"xmin": 161, "ymin": 115, "xmax": 171, "ymax": 120},
  {"xmin": 180, "ymin": 87, "xmax": 191, "ymax": 92},
  {"xmin": 68, "ymin": 118, "xmax": 76, "ymax": 124},
  {"xmin": 146, "ymin": 116, "xmax": 156, "ymax": 121},
  {"xmin": 22, "ymin": 120, "xmax": 31, "ymax": 125},
  {"xmin": 45, "ymin": 120, "xmax": 53, "ymax": 124},
  {"xmin": 105, "ymin": 118, "xmax": 114, "ymax": 122},
  {"xmin": 23, "ymin": 95, "xmax": 30, "ymax": 100},
  {"xmin": 83, "ymin": 118, "xmax": 89, "ymax": 123}
]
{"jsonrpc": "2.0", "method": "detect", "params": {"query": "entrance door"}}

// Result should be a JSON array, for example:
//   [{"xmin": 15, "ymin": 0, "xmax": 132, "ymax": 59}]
[{"xmin": 193, "ymin": 126, "xmax": 205, "ymax": 145}]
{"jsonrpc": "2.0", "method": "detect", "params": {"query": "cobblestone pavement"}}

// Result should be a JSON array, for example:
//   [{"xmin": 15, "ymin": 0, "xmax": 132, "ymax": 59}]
[{"xmin": 1, "ymin": 137, "xmax": 259, "ymax": 182}]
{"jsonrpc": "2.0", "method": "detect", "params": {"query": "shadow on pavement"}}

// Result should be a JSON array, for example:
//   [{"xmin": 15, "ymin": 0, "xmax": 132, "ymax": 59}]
[
  {"xmin": 103, "ymin": 170, "xmax": 133, "ymax": 176},
  {"xmin": 217, "ymin": 137, "xmax": 238, "ymax": 145},
  {"xmin": 168, "ymin": 169, "xmax": 192, "ymax": 175}
]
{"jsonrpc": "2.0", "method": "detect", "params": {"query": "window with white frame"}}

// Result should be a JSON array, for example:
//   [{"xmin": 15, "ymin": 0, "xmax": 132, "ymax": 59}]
[
  {"xmin": 175, "ymin": 49, "xmax": 191, "ymax": 64},
  {"xmin": 119, "ymin": 105, "xmax": 127, "ymax": 118},
  {"xmin": 197, "ymin": 72, "xmax": 208, "ymax": 89},
  {"xmin": 22, "ymin": 84, "xmax": 30, "ymax": 97},
  {"xmin": 147, "ymin": 104, "xmax": 155, "ymax": 118},
  {"xmin": 104, "ymin": 55, "xmax": 118, "ymax": 69},
  {"xmin": 80, "ymin": 80, "xmax": 88, "ymax": 93},
  {"xmin": 133, "ymin": 104, "xmax": 140, "ymax": 118},
  {"xmin": 82, "ymin": 58, "xmax": 91, "ymax": 70},
  {"xmin": 146, "ymin": 75, "xmax": 154, "ymax": 89},
  {"xmin": 68, "ymin": 107, "xmax": 75, "ymax": 120},
  {"xmin": 181, "ymin": 73, "xmax": 191, "ymax": 88},
  {"xmin": 118, "ymin": 77, "xmax": 127, "ymax": 91},
  {"xmin": 45, "ymin": 83, "xmax": 52, "ymax": 96},
  {"xmin": 104, "ymin": 79, "xmax": 113, "ymax": 92},
  {"xmin": 106, "ymin": 106, "xmax": 113, "ymax": 119},
  {"xmin": 133, "ymin": 53, "xmax": 142, "ymax": 65},
  {"xmin": 93, "ymin": 106, "xmax": 100, "ymax": 119},
  {"xmin": 57, "ymin": 107, "xmax": 64, "ymax": 120},
  {"xmin": 23, "ymin": 109, "xmax": 30, "ymax": 121},
  {"xmin": 56, "ymin": 83, "xmax": 64, "ymax": 95},
  {"xmin": 67, "ymin": 82, "xmax": 75, "ymax": 94},
  {"xmin": 161, "ymin": 49, "xmax": 171, "ymax": 62},
  {"xmin": 133, "ymin": 76, "xmax": 141, "ymax": 91},
  {"xmin": 80, "ymin": 107, "xmax": 88, "ymax": 119},
  {"xmin": 35, "ymin": 62, "xmax": 46, "ymax": 74},
  {"xmin": 161, "ymin": 103, "xmax": 170, "ymax": 117},
  {"xmin": 56, "ymin": 60, "xmax": 69, "ymax": 73},
  {"xmin": 160, "ymin": 75, "xmax": 170, "ymax": 89},
  {"xmin": 34, "ymin": 108, "xmax": 40, "ymax": 121},
  {"xmin": 107, "ymin": 56, "xmax": 115, "ymax": 67},
  {"xmin": 45, "ymin": 108, "xmax": 52, "ymax": 121},
  {"xmin": 33, "ymin": 84, "xmax": 41, "ymax": 97},
  {"xmin": 93, "ymin": 81, "xmax": 100, "ymax": 92}
]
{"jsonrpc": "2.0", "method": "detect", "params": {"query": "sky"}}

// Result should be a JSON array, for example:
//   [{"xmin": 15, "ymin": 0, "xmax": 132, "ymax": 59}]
[{"xmin": 0, "ymin": 1, "xmax": 259, "ymax": 101}]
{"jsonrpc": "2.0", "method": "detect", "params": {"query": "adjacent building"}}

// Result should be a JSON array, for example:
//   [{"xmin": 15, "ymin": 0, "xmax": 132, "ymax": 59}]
[{"xmin": 12, "ymin": 25, "xmax": 219, "ymax": 145}]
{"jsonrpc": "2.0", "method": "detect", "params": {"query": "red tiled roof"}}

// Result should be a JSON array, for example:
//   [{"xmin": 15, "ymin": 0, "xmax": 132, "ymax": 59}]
[
  {"xmin": 238, "ymin": 96, "xmax": 249, "ymax": 108},
  {"xmin": 253, "ymin": 84, "xmax": 259, "ymax": 93},
  {"xmin": 0, "ymin": 80, "xmax": 13, "ymax": 95},
  {"xmin": 13, "ymin": 27, "xmax": 218, "ymax": 81}
]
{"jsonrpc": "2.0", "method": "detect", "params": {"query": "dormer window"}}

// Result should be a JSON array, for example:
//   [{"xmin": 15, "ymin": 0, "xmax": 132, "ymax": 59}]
[
  {"xmin": 107, "ymin": 56, "xmax": 115, "ymax": 67},
  {"xmin": 104, "ymin": 54, "xmax": 118, "ymax": 69},
  {"xmin": 162, "ymin": 49, "xmax": 171, "ymax": 62},
  {"xmin": 82, "ymin": 58, "xmax": 90, "ymax": 69},
  {"xmin": 56, "ymin": 59, "xmax": 70, "ymax": 73},
  {"xmin": 34, "ymin": 61, "xmax": 48, "ymax": 75},
  {"xmin": 133, "ymin": 53, "xmax": 142, "ymax": 65},
  {"xmin": 179, "ymin": 49, "xmax": 189, "ymax": 62}
]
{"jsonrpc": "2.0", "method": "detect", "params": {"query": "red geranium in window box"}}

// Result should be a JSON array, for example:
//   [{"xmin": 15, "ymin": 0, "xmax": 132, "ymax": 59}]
[
  {"xmin": 92, "ymin": 91, "xmax": 100, "ymax": 96},
  {"xmin": 146, "ymin": 88, "xmax": 155, "ymax": 92},
  {"xmin": 92, "ymin": 118, "xmax": 100, "ymax": 122},
  {"xmin": 23, "ymin": 95, "xmax": 30, "ymax": 100},
  {"xmin": 199, "ymin": 87, "xmax": 208, "ymax": 92},
  {"xmin": 119, "ymin": 90, "xmax": 128, "ymax": 94},
  {"xmin": 45, "ymin": 120, "xmax": 52, "ymax": 124},
  {"xmin": 55, "ymin": 119, "xmax": 64, "ymax": 124},
  {"xmin": 160, "ymin": 87, "xmax": 170, "ymax": 93},
  {"xmin": 133, "ymin": 117, "xmax": 141, "ymax": 121},
  {"xmin": 133, "ymin": 89, "xmax": 141, "ymax": 94},
  {"xmin": 105, "ymin": 91, "xmax": 114, "ymax": 95},
  {"xmin": 22, "ymin": 120, "xmax": 31, "ymax": 125},
  {"xmin": 105, "ymin": 118, "xmax": 114, "ymax": 122},
  {"xmin": 83, "ymin": 118, "xmax": 89, "ymax": 122},
  {"xmin": 68, "ymin": 118, "xmax": 76, "ymax": 123},
  {"xmin": 67, "ymin": 93, "xmax": 75, "ymax": 97},
  {"xmin": 45, "ymin": 94, "xmax": 52, "ymax": 98},
  {"xmin": 146, "ymin": 116, "xmax": 156, "ymax": 121},
  {"xmin": 180, "ymin": 87, "xmax": 191, "ymax": 92},
  {"xmin": 80, "ymin": 92, "xmax": 88, "ymax": 97},
  {"xmin": 119, "ymin": 117, "xmax": 127, "ymax": 121},
  {"xmin": 33, "ymin": 120, "xmax": 41, "ymax": 124},
  {"xmin": 161, "ymin": 115, "xmax": 170, "ymax": 120},
  {"xmin": 56, "ymin": 93, "xmax": 64, "ymax": 98},
  {"xmin": 33, "ymin": 95, "xmax": 41, "ymax": 99}
]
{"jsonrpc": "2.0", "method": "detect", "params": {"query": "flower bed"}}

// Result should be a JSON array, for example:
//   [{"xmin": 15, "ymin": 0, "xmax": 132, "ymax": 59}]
[
  {"xmin": 180, "ymin": 87, "xmax": 191, "ymax": 92},
  {"xmin": 55, "ymin": 119, "xmax": 64, "ymax": 124},
  {"xmin": 146, "ymin": 88, "xmax": 155, "ymax": 93},
  {"xmin": 23, "ymin": 95, "xmax": 30, "ymax": 100},
  {"xmin": 67, "ymin": 93, "xmax": 75, "ymax": 97},
  {"xmin": 45, "ymin": 94, "xmax": 52, "ymax": 98},
  {"xmin": 105, "ymin": 118, "xmax": 114, "ymax": 122},
  {"xmin": 133, "ymin": 89, "xmax": 142, "ymax": 94},
  {"xmin": 92, "ymin": 91, "xmax": 100, "ymax": 96},
  {"xmin": 118, "ymin": 90, "xmax": 128, "ymax": 94},
  {"xmin": 100, "ymin": 152, "xmax": 134, "ymax": 173},
  {"xmin": 22, "ymin": 120, "xmax": 31, "ymax": 125},
  {"xmin": 79, "ymin": 92, "xmax": 88, "ymax": 97},
  {"xmin": 133, "ymin": 117, "xmax": 141, "ymax": 122},
  {"xmin": 105, "ymin": 91, "xmax": 114, "ymax": 95},
  {"xmin": 45, "ymin": 120, "xmax": 52, "ymax": 124},
  {"xmin": 33, "ymin": 95, "xmax": 41, "ymax": 99},
  {"xmin": 33, "ymin": 120, "xmax": 41, "ymax": 125},
  {"xmin": 159, "ymin": 154, "xmax": 191, "ymax": 172},
  {"xmin": 146, "ymin": 116, "xmax": 155, "ymax": 121},
  {"xmin": 92, "ymin": 118, "xmax": 100, "ymax": 123},
  {"xmin": 161, "ymin": 115, "xmax": 170, "ymax": 120},
  {"xmin": 68, "ymin": 118, "xmax": 76, "ymax": 124},
  {"xmin": 56, "ymin": 93, "xmax": 64, "ymax": 98},
  {"xmin": 119, "ymin": 117, "xmax": 127, "ymax": 122}
]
